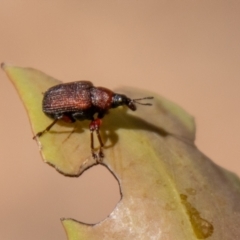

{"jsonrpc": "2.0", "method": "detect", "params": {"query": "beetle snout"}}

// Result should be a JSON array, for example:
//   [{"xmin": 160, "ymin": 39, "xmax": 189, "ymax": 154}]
[{"xmin": 126, "ymin": 100, "xmax": 136, "ymax": 111}]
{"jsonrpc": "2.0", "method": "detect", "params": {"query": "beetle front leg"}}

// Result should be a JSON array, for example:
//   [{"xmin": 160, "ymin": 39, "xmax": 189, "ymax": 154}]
[
  {"xmin": 89, "ymin": 118, "xmax": 104, "ymax": 161},
  {"xmin": 96, "ymin": 129, "xmax": 104, "ymax": 159},
  {"xmin": 90, "ymin": 130, "xmax": 98, "ymax": 160}
]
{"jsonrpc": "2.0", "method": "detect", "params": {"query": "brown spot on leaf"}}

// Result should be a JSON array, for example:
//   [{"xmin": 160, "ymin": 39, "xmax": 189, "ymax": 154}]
[{"xmin": 180, "ymin": 194, "xmax": 214, "ymax": 239}]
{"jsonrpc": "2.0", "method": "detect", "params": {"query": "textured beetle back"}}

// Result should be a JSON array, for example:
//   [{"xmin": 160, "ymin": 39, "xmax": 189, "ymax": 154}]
[{"xmin": 43, "ymin": 81, "xmax": 93, "ymax": 114}]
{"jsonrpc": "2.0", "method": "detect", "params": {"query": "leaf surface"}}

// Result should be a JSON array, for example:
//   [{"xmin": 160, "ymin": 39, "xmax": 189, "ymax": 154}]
[{"xmin": 3, "ymin": 63, "xmax": 240, "ymax": 240}]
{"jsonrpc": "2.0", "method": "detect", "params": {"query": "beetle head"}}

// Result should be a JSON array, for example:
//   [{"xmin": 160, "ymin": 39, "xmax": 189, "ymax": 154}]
[{"xmin": 112, "ymin": 94, "xmax": 153, "ymax": 111}]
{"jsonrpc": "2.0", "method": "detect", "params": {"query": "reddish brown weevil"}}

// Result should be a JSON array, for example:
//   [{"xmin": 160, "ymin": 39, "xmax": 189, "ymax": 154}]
[{"xmin": 34, "ymin": 81, "xmax": 153, "ymax": 161}]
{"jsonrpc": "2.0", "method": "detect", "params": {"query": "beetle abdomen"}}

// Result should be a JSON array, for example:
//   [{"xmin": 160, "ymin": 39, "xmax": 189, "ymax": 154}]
[{"xmin": 43, "ymin": 81, "xmax": 93, "ymax": 114}]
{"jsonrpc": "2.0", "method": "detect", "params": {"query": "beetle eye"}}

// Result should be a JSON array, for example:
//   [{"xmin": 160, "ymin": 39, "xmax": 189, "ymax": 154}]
[{"xmin": 118, "ymin": 96, "xmax": 122, "ymax": 103}]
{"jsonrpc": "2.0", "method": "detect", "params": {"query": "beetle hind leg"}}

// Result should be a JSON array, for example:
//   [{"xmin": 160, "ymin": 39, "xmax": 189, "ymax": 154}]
[{"xmin": 33, "ymin": 119, "xmax": 58, "ymax": 139}]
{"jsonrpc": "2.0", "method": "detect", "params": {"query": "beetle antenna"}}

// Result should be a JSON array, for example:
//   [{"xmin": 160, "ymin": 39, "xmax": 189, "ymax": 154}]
[
  {"xmin": 132, "ymin": 96, "xmax": 154, "ymax": 106},
  {"xmin": 133, "ymin": 102, "xmax": 152, "ymax": 106},
  {"xmin": 133, "ymin": 97, "xmax": 154, "ymax": 101}
]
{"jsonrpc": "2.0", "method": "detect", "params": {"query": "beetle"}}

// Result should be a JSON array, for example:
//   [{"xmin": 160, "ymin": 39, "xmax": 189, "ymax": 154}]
[{"xmin": 33, "ymin": 81, "xmax": 153, "ymax": 161}]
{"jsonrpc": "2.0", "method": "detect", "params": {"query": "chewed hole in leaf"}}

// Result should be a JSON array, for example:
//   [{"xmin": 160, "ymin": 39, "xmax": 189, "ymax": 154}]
[{"xmin": 60, "ymin": 165, "xmax": 121, "ymax": 224}]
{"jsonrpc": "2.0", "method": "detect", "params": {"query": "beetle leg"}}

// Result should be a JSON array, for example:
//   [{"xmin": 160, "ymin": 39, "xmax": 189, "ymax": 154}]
[
  {"xmin": 96, "ymin": 129, "xmax": 104, "ymax": 159},
  {"xmin": 93, "ymin": 119, "xmax": 104, "ymax": 160},
  {"xmin": 90, "ymin": 130, "xmax": 98, "ymax": 159},
  {"xmin": 89, "ymin": 118, "xmax": 104, "ymax": 161},
  {"xmin": 33, "ymin": 119, "xmax": 58, "ymax": 139}
]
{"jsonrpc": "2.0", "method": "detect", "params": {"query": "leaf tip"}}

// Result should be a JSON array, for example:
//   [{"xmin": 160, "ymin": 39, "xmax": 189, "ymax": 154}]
[
  {"xmin": 1, "ymin": 62, "xmax": 15, "ymax": 71},
  {"xmin": 1, "ymin": 62, "xmax": 6, "ymax": 70}
]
